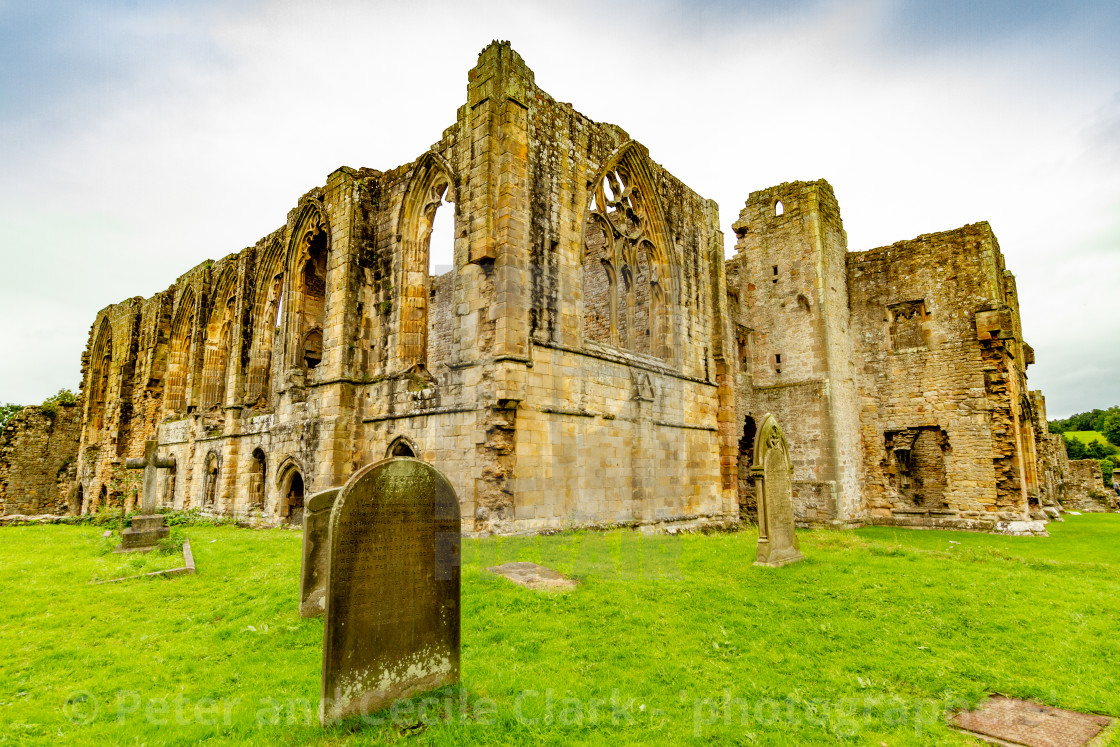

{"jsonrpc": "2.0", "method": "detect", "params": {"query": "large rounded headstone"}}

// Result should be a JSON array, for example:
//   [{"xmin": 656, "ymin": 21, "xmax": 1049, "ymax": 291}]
[{"xmin": 320, "ymin": 457, "xmax": 461, "ymax": 725}]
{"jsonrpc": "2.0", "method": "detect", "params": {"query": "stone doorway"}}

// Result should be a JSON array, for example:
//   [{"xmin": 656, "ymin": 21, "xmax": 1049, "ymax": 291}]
[
  {"xmin": 886, "ymin": 427, "xmax": 950, "ymax": 508},
  {"xmin": 283, "ymin": 470, "xmax": 305, "ymax": 526}
]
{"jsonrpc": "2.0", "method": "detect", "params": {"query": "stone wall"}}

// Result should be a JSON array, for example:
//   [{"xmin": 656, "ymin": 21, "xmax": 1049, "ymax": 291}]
[
  {"xmin": 0, "ymin": 404, "xmax": 81, "ymax": 515},
  {"xmin": 1064, "ymin": 459, "xmax": 1117, "ymax": 512},
  {"xmin": 725, "ymin": 180, "xmax": 862, "ymax": 526},
  {"xmin": 848, "ymin": 223, "xmax": 1037, "ymax": 525},
  {"xmin": 727, "ymin": 187, "xmax": 1050, "ymax": 532}
]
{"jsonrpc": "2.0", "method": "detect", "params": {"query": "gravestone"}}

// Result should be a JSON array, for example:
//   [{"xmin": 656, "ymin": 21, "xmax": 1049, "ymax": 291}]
[
  {"xmin": 320, "ymin": 457, "xmax": 460, "ymax": 725},
  {"xmin": 116, "ymin": 440, "xmax": 174, "ymax": 553},
  {"xmin": 299, "ymin": 487, "xmax": 340, "ymax": 618},
  {"xmin": 750, "ymin": 414, "xmax": 804, "ymax": 567}
]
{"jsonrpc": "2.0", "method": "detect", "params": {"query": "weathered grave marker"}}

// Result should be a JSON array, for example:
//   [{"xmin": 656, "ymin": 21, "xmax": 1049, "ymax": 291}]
[
  {"xmin": 951, "ymin": 696, "xmax": 1114, "ymax": 747},
  {"xmin": 751, "ymin": 414, "xmax": 804, "ymax": 567},
  {"xmin": 117, "ymin": 440, "xmax": 174, "ymax": 553},
  {"xmin": 487, "ymin": 561, "xmax": 578, "ymax": 591},
  {"xmin": 299, "ymin": 487, "xmax": 339, "ymax": 618},
  {"xmin": 320, "ymin": 457, "xmax": 460, "ymax": 725}
]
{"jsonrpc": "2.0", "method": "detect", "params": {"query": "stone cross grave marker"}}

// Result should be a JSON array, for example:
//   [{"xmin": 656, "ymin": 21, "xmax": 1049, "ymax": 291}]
[
  {"xmin": 320, "ymin": 457, "xmax": 461, "ymax": 725},
  {"xmin": 299, "ymin": 487, "xmax": 340, "ymax": 618},
  {"xmin": 751, "ymin": 414, "xmax": 804, "ymax": 567},
  {"xmin": 117, "ymin": 440, "xmax": 175, "ymax": 552}
]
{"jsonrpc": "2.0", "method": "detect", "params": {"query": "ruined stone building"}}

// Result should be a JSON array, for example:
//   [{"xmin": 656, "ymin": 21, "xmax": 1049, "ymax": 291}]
[
  {"xmin": 2, "ymin": 42, "xmax": 1090, "ymax": 532},
  {"xmin": 727, "ymin": 183, "xmax": 1064, "ymax": 531},
  {"xmin": 0, "ymin": 403, "xmax": 80, "ymax": 516}
]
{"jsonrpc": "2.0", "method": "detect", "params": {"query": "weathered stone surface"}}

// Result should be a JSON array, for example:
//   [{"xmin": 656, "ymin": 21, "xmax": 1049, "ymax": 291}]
[
  {"xmin": 61, "ymin": 41, "xmax": 736, "ymax": 536},
  {"xmin": 124, "ymin": 440, "xmax": 176, "ymax": 513},
  {"xmin": 487, "ymin": 561, "xmax": 578, "ymax": 591},
  {"xmin": 320, "ymin": 457, "xmax": 460, "ymax": 725},
  {"xmin": 950, "ymin": 695, "xmax": 1113, "ymax": 747},
  {"xmin": 6, "ymin": 41, "xmax": 1070, "ymax": 537},
  {"xmin": 0, "ymin": 404, "xmax": 80, "ymax": 516},
  {"xmin": 726, "ymin": 182, "xmax": 1065, "ymax": 532},
  {"xmin": 751, "ymin": 414, "xmax": 803, "ymax": 567},
  {"xmin": 115, "ymin": 514, "xmax": 170, "ymax": 552},
  {"xmin": 300, "ymin": 487, "xmax": 339, "ymax": 618},
  {"xmin": 1064, "ymin": 459, "xmax": 1117, "ymax": 512}
]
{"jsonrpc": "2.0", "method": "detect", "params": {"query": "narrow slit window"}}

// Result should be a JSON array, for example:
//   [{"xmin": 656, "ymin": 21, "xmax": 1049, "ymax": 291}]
[{"xmin": 775, "ymin": 200, "xmax": 784, "ymax": 216}]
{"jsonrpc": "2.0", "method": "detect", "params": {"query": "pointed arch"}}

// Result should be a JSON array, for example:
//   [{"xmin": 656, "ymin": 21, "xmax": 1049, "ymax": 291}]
[
  {"xmin": 164, "ymin": 287, "xmax": 196, "ymax": 415},
  {"xmin": 246, "ymin": 239, "xmax": 286, "ymax": 404},
  {"xmin": 581, "ymin": 142, "xmax": 676, "ymax": 362},
  {"xmin": 286, "ymin": 203, "xmax": 330, "ymax": 371},
  {"xmin": 276, "ymin": 456, "xmax": 306, "ymax": 523},
  {"xmin": 87, "ymin": 317, "xmax": 113, "ymax": 433},
  {"xmin": 387, "ymin": 435, "xmax": 418, "ymax": 458},
  {"xmin": 396, "ymin": 152, "xmax": 457, "ymax": 369},
  {"xmin": 201, "ymin": 266, "xmax": 237, "ymax": 409}
]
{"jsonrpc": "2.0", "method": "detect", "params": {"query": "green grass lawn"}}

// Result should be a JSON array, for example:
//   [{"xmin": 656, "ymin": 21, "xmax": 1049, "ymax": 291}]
[
  {"xmin": 1, "ymin": 516, "xmax": 1118, "ymax": 745},
  {"xmin": 1063, "ymin": 430, "xmax": 1116, "ymax": 449}
]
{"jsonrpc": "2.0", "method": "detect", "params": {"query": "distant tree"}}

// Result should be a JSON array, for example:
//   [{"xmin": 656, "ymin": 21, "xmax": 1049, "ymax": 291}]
[
  {"xmin": 1084, "ymin": 440, "xmax": 1115, "ymax": 460},
  {"xmin": 1100, "ymin": 458, "xmax": 1117, "ymax": 487},
  {"xmin": 1064, "ymin": 435, "xmax": 1088, "ymax": 460},
  {"xmin": 1103, "ymin": 410, "xmax": 1120, "ymax": 447},
  {"xmin": 1048, "ymin": 421, "xmax": 1066, "ymax": 435},
  {"xmin": 0, "ymin": 403, "xmax": 24, "ymax": 426}
]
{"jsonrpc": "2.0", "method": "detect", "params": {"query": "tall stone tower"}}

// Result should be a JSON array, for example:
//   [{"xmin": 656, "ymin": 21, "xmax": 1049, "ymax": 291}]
[{"xmin": 727, "ymin": 180, "xmax": 863, "ymax": 525}]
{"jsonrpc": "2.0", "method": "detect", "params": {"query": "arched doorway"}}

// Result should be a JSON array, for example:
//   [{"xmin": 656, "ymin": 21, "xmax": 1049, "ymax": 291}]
[
  {"xmin": 739, "ymin": 415, "xmax": 758, "ymax": 520},
  {"xmin": 285, "ymin": 472, "xmax": 305, "ymax": 525},
  {"xmin": 387, "ymin": 436, "xmax": 417, "ymax": 458},
  {"xmin": 277, "ymin": 461, "xmax": 305, "ymax": 525}
]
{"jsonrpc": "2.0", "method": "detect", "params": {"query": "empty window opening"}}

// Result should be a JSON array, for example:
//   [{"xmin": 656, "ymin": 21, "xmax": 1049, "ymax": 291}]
[
  {"xmin": 739, "ymin": 415, "xmax": 757, "ymax": 462},
  {"xmin": 298, "ymin": 219, "xmax": 328, "ymax": 370},
  {"xmin": 428, "ymin": 195, "xmax": 454, "ymax": 276},
  {"xmin": 75, "ymin": 484, "xmax": 84, "ymax": 515},
  {"xmin": 775, "ymin": 200, "xmax": 784, "ymax": 216},
  {"xmin": 275, "ymin": 287, "xmax": 284, "ymax": 331},
  {"xmin": 772, "ymin": 265, "xmax": 779, "ymax": 284},
  {"xmin": 774, "ymin": 353, "xmax": 782, "ymax": 374},
  {"xmin": 736, "ymin": 328, "xmax": 751, "ymax": 367},
  {"xmin": 388, "ymin": 437, "xmax": 417, "ymax": 458}
]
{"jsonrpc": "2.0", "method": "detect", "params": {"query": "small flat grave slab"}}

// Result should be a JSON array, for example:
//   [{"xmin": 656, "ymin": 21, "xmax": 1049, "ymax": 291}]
[
  {"xmin": 487, "ymin": 562, "xmax": 577, "ymax": 591},
  {"xmin": 950, "ymin": 696, "xmax": 1114, "ymax": 747}
]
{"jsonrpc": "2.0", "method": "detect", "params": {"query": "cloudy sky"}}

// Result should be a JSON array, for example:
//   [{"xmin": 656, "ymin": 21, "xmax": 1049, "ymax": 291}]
[{"xmin": 1, "ymin": 0, "xmax": 1117, "ymax": 418}]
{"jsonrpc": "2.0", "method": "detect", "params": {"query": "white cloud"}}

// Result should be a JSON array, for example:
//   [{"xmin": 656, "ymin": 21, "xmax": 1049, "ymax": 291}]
[{"xmin": 0, "ymin": 0, "xmax": 1116, "ymax": 417}]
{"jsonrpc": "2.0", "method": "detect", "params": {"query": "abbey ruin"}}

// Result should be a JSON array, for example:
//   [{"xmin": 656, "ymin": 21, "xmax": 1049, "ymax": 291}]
[{"xmin": 1, "ymin": 42, "xmax": 1106, "ymax": 532}]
